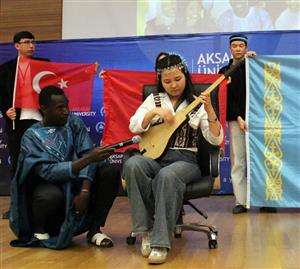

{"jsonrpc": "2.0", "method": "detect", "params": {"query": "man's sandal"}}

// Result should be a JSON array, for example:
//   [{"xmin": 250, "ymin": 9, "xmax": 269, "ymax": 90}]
[{"xmin": 88, "ymin": 233, "xmax": 113, "ymax": 248}]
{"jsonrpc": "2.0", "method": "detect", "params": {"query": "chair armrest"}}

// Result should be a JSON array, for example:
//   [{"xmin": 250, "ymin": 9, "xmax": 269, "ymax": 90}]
[{"xmin": 210, "ymin": 146, "xmax": 220, "ymax": 178}]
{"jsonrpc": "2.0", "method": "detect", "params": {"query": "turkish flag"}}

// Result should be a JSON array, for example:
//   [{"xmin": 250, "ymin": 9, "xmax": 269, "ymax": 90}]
[
  {"xmin": 14, "ymin": 57, "xmax": 96, "ymax": 111},
  {"xmin": 102, "ymin": 69, "xmax": 227, "ymax": 151}
]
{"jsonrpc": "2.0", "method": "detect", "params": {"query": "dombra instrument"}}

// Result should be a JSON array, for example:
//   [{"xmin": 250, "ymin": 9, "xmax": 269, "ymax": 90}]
[{"xmin": 139, "ymin": 60, "xmax": 244, "ymax": 159}]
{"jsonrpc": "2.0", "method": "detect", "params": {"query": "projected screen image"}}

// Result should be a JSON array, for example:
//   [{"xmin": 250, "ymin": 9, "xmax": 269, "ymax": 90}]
[
  {"xmin": 137, "ymin": 0, "xmax": 300, "ymax": 36},
  {"xmin": 62, "ymin": 0, "xmax": 300, "ymax": 39}
]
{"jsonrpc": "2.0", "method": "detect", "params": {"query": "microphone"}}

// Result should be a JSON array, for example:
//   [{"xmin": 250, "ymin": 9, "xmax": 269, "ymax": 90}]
[{"xmin": 108, "ymin": 135, "xmax": 142, "ymax": 149}]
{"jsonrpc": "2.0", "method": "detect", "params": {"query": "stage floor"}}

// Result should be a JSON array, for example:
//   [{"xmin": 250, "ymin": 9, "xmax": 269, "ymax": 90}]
[{"xmin": 1, "ymin": 196, "xmax": 299, "ymax": 269}]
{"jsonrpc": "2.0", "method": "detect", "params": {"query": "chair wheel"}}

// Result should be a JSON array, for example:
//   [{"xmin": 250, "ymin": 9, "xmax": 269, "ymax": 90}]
[
  {"xmin": 209, "ymin": 226, "xmax": 218, "ymax": 235},
  {"xmin": 126, "ymin": 235, "xmax": 136, "ymax": 245},
  {"xmin": 175, "ymin": 226, "xmax": 182, "ymax": 238},
  {"xmin": 174, "ymin": 233, "xmax": 182, "ymax": 238},
  {"xmin": 208, "ymin": 239, "xmax": 218, "ymax": 249}
]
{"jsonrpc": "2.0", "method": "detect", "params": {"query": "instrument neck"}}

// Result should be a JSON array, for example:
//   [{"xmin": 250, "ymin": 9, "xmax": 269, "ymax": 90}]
[{"xmin": 182, "ymin": 75, "xmax": 225, "ymax": 116}]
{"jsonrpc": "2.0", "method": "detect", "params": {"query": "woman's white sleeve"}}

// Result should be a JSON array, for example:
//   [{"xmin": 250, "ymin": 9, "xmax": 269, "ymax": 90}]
[{"xmin": 129, "ymin": 94, "xmax": 155, "ymax": 133}]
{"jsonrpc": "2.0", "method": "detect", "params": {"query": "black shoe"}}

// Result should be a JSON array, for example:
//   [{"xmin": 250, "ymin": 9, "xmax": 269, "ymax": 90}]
[
  {"xmin": 232, "ymin": 205, "xmax": 247, "ymax": 214},
  {"xmin": 259, "ymin": 207, "xmax": 277, "ymax": 213},
  {"xmin": 2, "ymin": 210, "xmax": 10, "ymax": 219}
]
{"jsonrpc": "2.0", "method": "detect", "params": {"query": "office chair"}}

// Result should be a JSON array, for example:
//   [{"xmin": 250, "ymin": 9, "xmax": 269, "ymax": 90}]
[{"xmin": 124, "ymin": 83, "xmax": 221, "ymax": 249}]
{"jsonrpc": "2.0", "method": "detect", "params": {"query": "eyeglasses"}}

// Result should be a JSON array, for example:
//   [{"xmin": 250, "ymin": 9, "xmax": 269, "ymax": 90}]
[{"xmin": 18, "ymin": 40, "xmax": 36, "ymax": 45}]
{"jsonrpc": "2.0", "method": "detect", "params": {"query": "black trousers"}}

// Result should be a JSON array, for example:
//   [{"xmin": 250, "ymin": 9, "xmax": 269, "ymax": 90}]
[
  {"xmin": 7, "ymin": 119, "xmax": 38, "ymax": 174},
  {"xmin": 31, "ymin": 162, "xmax": 120, "ymax": 235}
]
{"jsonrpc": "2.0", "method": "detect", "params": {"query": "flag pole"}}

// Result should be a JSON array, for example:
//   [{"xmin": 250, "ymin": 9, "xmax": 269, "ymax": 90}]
[
  {"xmin": 12, "ymin": 56, "xmax": 20, "ymax": 130},
  {"xmin": 94, "ymin": 61, "xmax": 99, "ymax": 72}
]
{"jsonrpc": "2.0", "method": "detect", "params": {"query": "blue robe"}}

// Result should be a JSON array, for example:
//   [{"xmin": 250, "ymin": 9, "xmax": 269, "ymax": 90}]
[{"xmin": 9, "ymin": 115, "xmax": 97, "ymax": 249}]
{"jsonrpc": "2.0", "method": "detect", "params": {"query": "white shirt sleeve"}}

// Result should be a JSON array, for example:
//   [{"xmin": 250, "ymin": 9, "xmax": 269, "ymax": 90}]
[
  {"xmin": 129, "ymin": 94, "xmax": 159, "ymax": 133},
  {"xmin": 188, "ymin": 105, "xmax": 224, "ymax": 146}
]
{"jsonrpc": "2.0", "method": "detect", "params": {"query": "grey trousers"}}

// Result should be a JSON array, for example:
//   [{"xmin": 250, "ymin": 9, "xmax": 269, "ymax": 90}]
[
  {"xmin": 229, "ymin": 121, "xmax": 247, "ymax": 206},
  {"xmin": 123, "ymin": 149, "xmax": 201, "ymax": 249}
]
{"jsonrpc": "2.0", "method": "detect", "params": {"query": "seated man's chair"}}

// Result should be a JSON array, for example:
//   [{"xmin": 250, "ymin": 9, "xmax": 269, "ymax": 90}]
[{"xmin": 124, "ymin": 83, "xmax": 221, "ymax": 249}]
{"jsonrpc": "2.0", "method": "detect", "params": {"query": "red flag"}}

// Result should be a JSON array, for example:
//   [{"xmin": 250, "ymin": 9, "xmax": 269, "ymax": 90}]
[
  {"xmin": 102, "ymin": 69, "xmax": 156, "ymax": 149},
  {"xmin": 14, "ymin": 57, "xmax": 96, "ymax": 111},
  {"xmin": 102, "ymin": 69, "xmax": 227, "ymax": 151}
]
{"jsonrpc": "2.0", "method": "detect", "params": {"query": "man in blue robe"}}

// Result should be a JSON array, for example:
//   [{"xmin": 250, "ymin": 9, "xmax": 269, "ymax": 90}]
[{"xmin": 9, "ymin": 85, "xmax": 120, "ymax": 249}]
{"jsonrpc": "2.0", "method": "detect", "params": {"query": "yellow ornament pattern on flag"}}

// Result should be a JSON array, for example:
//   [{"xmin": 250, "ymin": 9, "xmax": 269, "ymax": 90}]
[{"xmin": 263, "ymin": 61, "xmax": 283, "ymax": 201}]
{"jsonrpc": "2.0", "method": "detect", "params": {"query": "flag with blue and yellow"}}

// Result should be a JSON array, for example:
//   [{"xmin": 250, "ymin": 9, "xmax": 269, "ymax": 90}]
[{"xmin": 246, "ymin": 55, "xmax": 300, "ymax": 208}]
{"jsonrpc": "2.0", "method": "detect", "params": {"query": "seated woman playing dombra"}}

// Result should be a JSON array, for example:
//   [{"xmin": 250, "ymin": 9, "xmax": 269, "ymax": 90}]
[{"xmin": 123, "ymin": 54, "xmax": 223, "ymax": 264}]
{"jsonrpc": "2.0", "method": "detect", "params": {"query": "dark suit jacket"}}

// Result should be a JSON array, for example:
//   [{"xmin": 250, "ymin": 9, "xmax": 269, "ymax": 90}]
[{"xmin": 0, "ymin": 56, "xmax": 49, "ymax": 133}]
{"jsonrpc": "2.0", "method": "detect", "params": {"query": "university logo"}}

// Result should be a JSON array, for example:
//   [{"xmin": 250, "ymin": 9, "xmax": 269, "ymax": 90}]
[
  {"xmin": 95, "ymin": 121, "xmax": 105, "ymax": 133},
  {"xmin": 194, "ymin": 52, "xmax": 231, "ymax": 74},
  {"xmin": 100, "ymin": 106, "xmax": 105, "ymax": 117}
]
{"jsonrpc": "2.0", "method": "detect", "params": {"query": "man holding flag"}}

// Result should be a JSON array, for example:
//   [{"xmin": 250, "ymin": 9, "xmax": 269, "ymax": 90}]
[
  {"xmin": 219, "ymin": 34, "xmax": 276, "ymax": 214},
  {"xmin": 0, "ymin": 31, "xmax": 49, "ymax": 219},
  {"xmin": 1, "ymin": 31, "xmax": 96, "ymax": 220}
]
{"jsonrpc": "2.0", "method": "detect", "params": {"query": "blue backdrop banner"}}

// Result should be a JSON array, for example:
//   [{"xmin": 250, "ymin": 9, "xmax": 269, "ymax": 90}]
[
  {"xmin": 246, "ymin": 55, "xmax": 300, "ymax": 208},
  {"xmin": 1, "ymin": 30, "xmax": 300, "ymax": 195}
]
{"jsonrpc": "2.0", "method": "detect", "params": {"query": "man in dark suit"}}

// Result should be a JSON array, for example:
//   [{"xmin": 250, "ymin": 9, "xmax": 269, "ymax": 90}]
[{"xmin": 0, "ymin": 31, "xmax": 49, "ymax": 219}]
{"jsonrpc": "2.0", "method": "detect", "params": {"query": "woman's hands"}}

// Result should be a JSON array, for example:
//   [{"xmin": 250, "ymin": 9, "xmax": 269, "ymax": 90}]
[
  {"xmin": 200, "ymin": 92, "xmax": 221, "ymax": 137},
  {"xmin": 141, "ymin": 107, "xmax": 174, "ymax": 128},
  {"xmin": 200, "ymin": 92, "xmax": 214, "ymax": 114},
  {"xmin": 153, "ymin": 107, "xmax": 174, "ymax": 124}
]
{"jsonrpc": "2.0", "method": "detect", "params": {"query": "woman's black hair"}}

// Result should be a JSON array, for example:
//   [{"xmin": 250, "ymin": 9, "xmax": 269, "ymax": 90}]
[
  {"xmin": 156, "ymin": 54, "xmax": 195, "ymax": 104},
  {"xmin": 154, "ymin": 52, "xmax": 169, "ymax": 71}
]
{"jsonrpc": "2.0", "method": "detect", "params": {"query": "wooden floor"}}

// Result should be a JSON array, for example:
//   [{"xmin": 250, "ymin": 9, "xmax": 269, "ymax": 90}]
[{"xmin": 0, "ymin": 196, "xmax": 299, "ymax": 269}]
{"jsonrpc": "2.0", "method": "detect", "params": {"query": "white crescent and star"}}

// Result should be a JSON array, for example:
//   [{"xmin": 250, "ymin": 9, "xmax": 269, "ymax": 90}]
[
  {"xmin": 58, "ymin": 78, "xmax": 69, "ymax": 89},
  {"xmin": 32, "ymin": 71, "xmax": 69, "ymax": 94}
]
